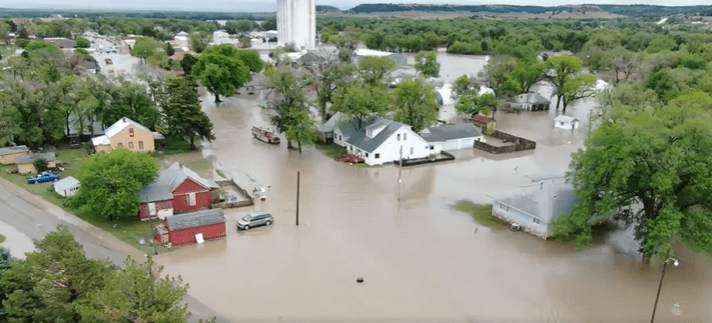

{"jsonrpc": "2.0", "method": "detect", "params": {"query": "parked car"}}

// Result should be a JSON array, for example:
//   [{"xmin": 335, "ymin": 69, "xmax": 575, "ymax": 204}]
[
  {"xmin": 27, "ymin": 172, "xmax": 60, "ymax": 184},
  {"xmin": 236, "ymin": 211, "xmax": 273, "ymax": 230}
]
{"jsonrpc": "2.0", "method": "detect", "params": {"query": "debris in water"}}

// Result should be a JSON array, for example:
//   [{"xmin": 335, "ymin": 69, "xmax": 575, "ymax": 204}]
[{"xmin": 357, "ymin": 277, "xmax": 364, "ymax": 283}]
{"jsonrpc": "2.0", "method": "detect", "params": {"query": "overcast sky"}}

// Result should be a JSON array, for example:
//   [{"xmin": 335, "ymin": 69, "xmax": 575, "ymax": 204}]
[{"xmin": 2, "ymin": 0, "xmax": 710, "ymax": 12}]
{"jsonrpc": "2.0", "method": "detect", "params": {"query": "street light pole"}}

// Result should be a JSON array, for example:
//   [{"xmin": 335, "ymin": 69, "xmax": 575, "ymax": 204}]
[
  {"xmin": 296, "ymin": 171, "xmax": 300, "ymax": 226},
  {"xmin": 650, "ymin": 253, "xmax": 679, "ymax": 323}
]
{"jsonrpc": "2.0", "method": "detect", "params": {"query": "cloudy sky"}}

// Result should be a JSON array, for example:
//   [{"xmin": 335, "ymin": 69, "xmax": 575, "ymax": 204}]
[{"xmin": 2, "ymin": 0, "xmax": 709, "ymax": 12}]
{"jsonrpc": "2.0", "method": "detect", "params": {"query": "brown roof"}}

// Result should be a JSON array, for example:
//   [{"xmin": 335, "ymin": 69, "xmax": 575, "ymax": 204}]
[{"xmin": 472, "ymin": 115, "xmax": 495, "ymax": 123}]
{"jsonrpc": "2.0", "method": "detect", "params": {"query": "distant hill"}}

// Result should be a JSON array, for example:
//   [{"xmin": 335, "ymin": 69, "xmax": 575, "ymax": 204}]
[
  {"xmin": 347, "ymin": 3, "xmax": 712, "ymax": 17},
  {"xmin": 316, "ymin": 5, "xmax": 341, "ymax": 13}
]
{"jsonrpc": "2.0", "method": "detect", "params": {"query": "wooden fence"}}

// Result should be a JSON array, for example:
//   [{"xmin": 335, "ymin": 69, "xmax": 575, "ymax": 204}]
[{"xmin": 474, "ymin": 130, "xmax": 536, "ymax": 154}]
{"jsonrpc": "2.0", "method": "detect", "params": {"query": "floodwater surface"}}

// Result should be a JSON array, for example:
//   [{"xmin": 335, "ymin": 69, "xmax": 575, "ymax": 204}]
[{"xmin": 155, "ymin": 76, "xmax": 712, "ymax": 322}]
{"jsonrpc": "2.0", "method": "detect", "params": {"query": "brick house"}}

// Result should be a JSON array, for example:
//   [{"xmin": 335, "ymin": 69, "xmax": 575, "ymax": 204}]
[
  {"xmin": 138, "ymin": 162, "xmax": 220, "ymax": 221},
  {"xmin": 91, "ymin": 117, "xmax": 164, "ymax": 153}
]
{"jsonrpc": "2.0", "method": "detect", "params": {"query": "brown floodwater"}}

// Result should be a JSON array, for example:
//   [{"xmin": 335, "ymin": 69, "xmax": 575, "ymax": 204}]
[{"xmin": 154, "ymin": 84, "xmax": 712, "ymax": 322}]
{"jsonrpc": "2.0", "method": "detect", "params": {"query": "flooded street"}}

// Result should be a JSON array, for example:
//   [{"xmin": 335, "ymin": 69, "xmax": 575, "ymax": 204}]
[{"xmin": 154, "ymin": 63, "xmax": 712, "ymax": 322}]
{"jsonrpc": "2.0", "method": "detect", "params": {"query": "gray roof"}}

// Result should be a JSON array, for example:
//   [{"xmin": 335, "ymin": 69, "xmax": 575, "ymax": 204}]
[
  {"xmin": 54, "ymin": 176, "xmax": 80, "ymax": 190},
  {"xmin": 0, "ymin": 145, "xmax": 29, "ymax": 156},
  {"xmin": 342, "ymin": 116, "xmax": 406, "ymax": 153},
  {"xmin": 166, "ymin": 209, "xmax": 225, "ymax": 231},
  {"xmin": 492, "ymin": 177, "xmax": 578, "ymax": 222},
  {"xmin": 419, "ymin": 124, "xmax": 482, "ymax": 143},
  {"xmin": 318, "ymin": 112, "xmax": 341, "ymax": 133},
  {"xmin": 140, "ymin": 163, "xmax": 219, "ymax": 203},
  {"xmin": 510, "ymin": 93, "xmax": 550, "ymax": 105},
  {"xmin": 15, "ymin": 152, "xmax": 56, "ymax": 164}
]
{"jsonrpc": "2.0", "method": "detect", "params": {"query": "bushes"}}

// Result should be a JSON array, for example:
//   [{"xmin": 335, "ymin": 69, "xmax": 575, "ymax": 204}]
[
  {"xmin": 33, "ymin": 158, "xmax": 48, "ymax": 172},
  {"xmin": 447, "ymin": 41, "xmax": 482, "ymax": 55}
]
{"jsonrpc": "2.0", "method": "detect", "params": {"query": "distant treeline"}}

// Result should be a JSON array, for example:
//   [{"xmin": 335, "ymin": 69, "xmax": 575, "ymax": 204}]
[
  {"xmin": 0, "ymin": 9, "xmax": 270, "ymax": 21},
  {"xmin": 348, "ymin": 4, "xmax": 712, "ymax": 18}
]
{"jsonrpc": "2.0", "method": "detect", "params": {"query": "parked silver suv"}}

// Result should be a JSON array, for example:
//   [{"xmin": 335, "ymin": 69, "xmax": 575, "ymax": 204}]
[{"xmin": 237, "ymin": 211, "xmax": 273, "ymax": 230}]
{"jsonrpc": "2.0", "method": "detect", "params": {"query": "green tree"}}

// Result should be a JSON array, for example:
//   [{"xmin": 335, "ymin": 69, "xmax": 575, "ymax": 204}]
[
  {"xmin": 478, "ymin": 55, "xmax": 518, "ymax": 98},
  {"xmin": 265, "ymin": 67, "xmax": 313, "ymax": 149},
  {"xmin": 317, "ymin": 63, "xmax": 357, "ymax": 122},
  {"xmin": 0, "ymin": 247, "xmax": 13, "ymax": 320},
  {"xmin": 75, "ymin": 37, "xmax": 90, "ymax": 48},
  {"xmin": 455, "ymin": 94, "xmax": 497, "ymax": 117},
  {"xmin": 164, "ymin": 77, "xmax": 216, "ymax": 150},
  {"xmin": 130, "ymin": 37, "xmax": 162, "ymax": 64},
  {"xmin": 0, "ymin": 226, "xmax": 114, "ymax": 322},
  {"xmin": 511, "ymin": 62, "xmax": 544, "ymax": 94},
  {"xmin": 414, "ymin": 51, "xmax": 440, "ymax": 78},
  {"xmin": 225, "ymin": 20, "xmax": 253, "ymax": 34},
  {"xmin": 285, "ymin": 108, "xmax": 317, "ymax": 154},
  {"xmin": 68, "ymin": 149, "xmax": 159, "ymax": 221},
  {"xmin": 332, "ymin": 84, "xmax": 389, "ymax": 129},
  {"xmin": 556, "ymin": 103, "xmax": 712, "ymax": 259},
  {"xmin": 189, "ymin": 31, "xmax": 211, "ymax": 53},
  {"xmin": 392, "ymin": 78, "xmax": 439, "ymax": 132},
  {"xmin": 561, "ymin": 75, "xmax": 597, "ymax": 112},
  {"xmin": 544, "ymin": 56, "xmax": 584, "ymax": 111},
  {"xmin": 180, "ymin": 53, "xmax": 197, "ymax": 75},
  {"xmin": 452, "ymin": 75, "xmax": 480, "ymax": 98},
  {"xmin": 33, "ymin": 158, "xmax": 48, "ymax": 172},
  {"xmin": 192, "ymin": 44, "xmax": 251, "ymax": 103},
  {"xmin": 235, "ymin": 49, "xmax": 264, "ymax": 73},
  {"xmin": 76, "ymin": 256, "xmax": 190, "ymax": 322},
  {"xmin": 358, "ymin": 56, "xmax": 395, "ymax": 87}
]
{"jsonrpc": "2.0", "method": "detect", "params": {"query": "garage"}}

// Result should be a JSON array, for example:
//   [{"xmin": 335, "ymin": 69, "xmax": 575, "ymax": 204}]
[
  {"xmin": 419, "ymin": 124, "xmax": 483, "ymax": 153},
  {"xmin": 158, "ymin": 209, "xmax": 226, "ymax": 246}
]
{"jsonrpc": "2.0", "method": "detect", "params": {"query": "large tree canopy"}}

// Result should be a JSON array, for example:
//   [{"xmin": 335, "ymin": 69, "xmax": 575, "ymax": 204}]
[
  {"xmin": 555, "ymin": 103, "xmax": 712, "ymax": 259},
  {"xmin": 192, "ymin": 44, "xmax": 251, "ymax": 102},
  {"xmin": 392, "ymin": 78, "xmax": 439, "ymax": 132}
]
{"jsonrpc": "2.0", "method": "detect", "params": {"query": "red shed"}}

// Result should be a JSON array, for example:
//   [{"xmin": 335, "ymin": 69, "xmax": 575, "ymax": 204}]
[{"xmin": 159, "ymin": 209, "xmax": 226, "ymax": 246}]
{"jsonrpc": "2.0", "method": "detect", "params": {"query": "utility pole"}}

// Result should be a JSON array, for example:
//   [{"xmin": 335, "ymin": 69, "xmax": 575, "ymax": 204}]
[
  {"xmin": 296, "ymin": 171, "xmax": 300, "ymax": 226},
  {"xmin": 397, "ymin": 146, "xmax": 403, "ymax": 201}
]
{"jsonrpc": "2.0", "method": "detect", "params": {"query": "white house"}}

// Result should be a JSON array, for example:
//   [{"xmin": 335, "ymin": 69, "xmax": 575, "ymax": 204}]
[
  {"xmin": 419, "ymin": 124, "xmax": 484, "ymax": 154},
  {"xmin": 326, "ymin": 114, "xmax": 431, "ymax": 166},
  {"xmin": 554, "ymin": 115, "xmax": 580, "ymax": 130},
  {"xmin": 54, "ymin": 176, "xmax": 81, "ymax": 197}
]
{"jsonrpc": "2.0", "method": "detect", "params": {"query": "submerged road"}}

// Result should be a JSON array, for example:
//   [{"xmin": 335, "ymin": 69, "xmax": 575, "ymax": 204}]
[{"xmin": 0, "ymin": 177, "xmax": 228, "ymax": 323}]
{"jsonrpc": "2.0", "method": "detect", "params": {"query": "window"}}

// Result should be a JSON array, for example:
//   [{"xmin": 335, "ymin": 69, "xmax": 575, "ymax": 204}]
[
  {"xmin": 129, "ymin": 128, "xmax": 134, "ymax": 137},
  {"xmin": 148, "ymin": 203, "xmax": 156, "ymax": 216},
  {"xmin": 410, "ymin": 147, "xmax": 414, "ymax": 155},
  {"xmin": 128, "ymin": 142, "xmax": 134, "ymax": 149},
  {"xmin": 403, "ymin": 133, "xmax": 407, "ymax": 140},
  {"xmin": 365, "ymin": 153, "xmax": 369, "ymax": 157},
  {"xmin": 117, "ymin": 143, "xmax": 123, "ymax": 149},
  {"xmin": 430, "ymin": 146, "xmax": 434, "ymax": 150},
  {"xmin": 375, "ymin": 153, "xmax": 380, "ymax": 159},
  {"xmin": 533, "ymin": 217, "xmax": 541, "ymax": 224},
  {"xmin": 139, "ymin": 141, "xmax": 144, "ymax": 150},
  {"xmin": 187, "ymin": 193, "xmax": 196, "ymax": 206},
  {"xmin": 397, "ymin": 134, "xmax": 401, "ymax": 141},
  {"xmin": 339, "ymin": 135, "xmax": 342, "ymax": 140}
]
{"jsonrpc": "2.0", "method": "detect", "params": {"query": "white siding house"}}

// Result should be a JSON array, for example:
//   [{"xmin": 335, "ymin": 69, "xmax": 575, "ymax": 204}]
[
  {"xmin": 554, "ymin": 115, "xmax": 580, "ymax": 130},
  {"xmin": 328, "ymin": 114, "xmax": 431, "ymax": 166}
]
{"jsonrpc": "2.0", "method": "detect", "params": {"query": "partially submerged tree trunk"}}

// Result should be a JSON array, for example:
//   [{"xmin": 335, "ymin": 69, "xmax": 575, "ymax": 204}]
[
  {"xmin": 190, "ymin": 135, "xmax": 197, "ymax": 150},
  {"xmin": 214, "ymin": 94, "xmax": 221, "ymax": 103}
]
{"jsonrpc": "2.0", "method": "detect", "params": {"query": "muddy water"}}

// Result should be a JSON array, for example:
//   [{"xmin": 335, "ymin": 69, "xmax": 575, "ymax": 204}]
[
  {"xmin": 0, "ymin": 219, "xmax": 34, "ymax": 259},
  {"xmin": 154, "ymin": 90, "xmax": 712, "ymax": 322}
]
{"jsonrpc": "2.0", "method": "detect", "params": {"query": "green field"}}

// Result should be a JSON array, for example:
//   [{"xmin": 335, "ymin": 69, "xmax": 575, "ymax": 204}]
[
  {"xmin": 454, "ymin": 201, "xmax": 507, "ymax": 231},
  {"xmin": 314, "ymin": 143, "xmax": 344, "ymax": 159},
  {"xmin": 0, "ymin": 233, "xmax": 5, "ymax": 244}
]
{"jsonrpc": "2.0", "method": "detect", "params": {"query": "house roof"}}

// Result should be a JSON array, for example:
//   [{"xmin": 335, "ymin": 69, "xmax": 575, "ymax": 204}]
[
  {"xmin": 510, "ymin": 93, "xmax": 550, "ymax": 105},
  {"xmin": 54, "ymin": 176, "xmax": 80, "ymax": 190},
  {"xmin": 0, "ymin": 145, "xmax": 29, "ymax": 156},
  {"xmin": 342, "ymin": 117, "xmax": 407, "ymax": 153},
  {"xmin": 297, "ymin": 52, "xmax": 326, "ymax": 65},
  {"xmin": 92, "ymin": 117, "xmax": 162, "ymax": 144},
  {"xmin": 492, "ymin": 176, "xmax": 578, "ymax": 222},
  {"xmin": 15, "ymin": 152, "xmax": 56, "ymax": 164},
  {"xmin": 318, "ymin": 112, "xmax": 343, "ymax": 133},
  {"xmin": 554, "ymin": 115, "xmax": 579, "ymax": 123},
  {"xmin": 45, "ymin": 38, "xmax": 76, "ymax": 48},
  {"xmin": 166, "ymin": 209, "xmax": 225, "ymax": 231},
  {"xmin": 140, "ymin": 162, "xmax": 219, "ymax": 203},
  {"xmin": 176, "ymin": 31, "xmax": 189, "ymax": 36},
  {"xmin": 419, "ymin": 124, "xmax": 482, "ymax": 143},
  {"xmin": 472, "ymin": 115, "xmax": 495, "ymax": 124},
  {"xmin": 91, "ymin": 135, "xmax": 111, "ymax": 146}
]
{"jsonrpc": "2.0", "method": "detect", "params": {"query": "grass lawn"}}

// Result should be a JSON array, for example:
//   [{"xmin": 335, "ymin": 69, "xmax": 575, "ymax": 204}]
[
  {"xmin": 0, "ymin": 233, "xmax": 5, "ymax": 244},
  {"xmin": 454, "ymin": 201, "xmax": 507, "ymax": 231},
  {"xmin": 162, "ymin": 136, "xmax": 201, "ymax": 156},
  {"xmin": 0, "ymin": 147, "xmax": 172, "ymax": 254},
  {"xmin": 314, "ymin": 143, "xmax": 344, "ymax": 159}
]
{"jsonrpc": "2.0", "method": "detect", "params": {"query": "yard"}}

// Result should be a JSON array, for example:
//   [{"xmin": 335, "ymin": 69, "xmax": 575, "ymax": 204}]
[
  {"xmin": 0, "ymin": 233, "xmax": 5, "ymax": 244},
  {"xmin": 0, "ymin": 147, "xmax": 172, "ymax": 254},
  {"xmin": 454, "ymin": 201, "xmax": 507, "ymax": 231}
]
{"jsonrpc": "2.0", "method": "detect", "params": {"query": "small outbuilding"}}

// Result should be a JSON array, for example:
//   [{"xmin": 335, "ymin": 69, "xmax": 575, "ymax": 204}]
[
  {"xmin": 0, "ymin": 145, "xmax": 30, "ymax": 165},
  {"xmin": 15, "ymin": 152, "xmax": 57, "ymax": 174},
  {"xmin": 506, "ymin": 93, "xmax": 550, "ymax": 111},
  {"xmin": 471, "ymin": 115, "xmax": 496, "ymax": 132},
  {"xmin": 419, "ymin": 124, "xmax": 484, "ymax": 154},
  {"xmin": 54, "ymin": 176, "xmax": 80, "ymax": 197},
  {"xmin": 157, "ymin": 209, "xmax": 226, "ymax": 246},
  {"xmin": 490, "ymin": 175, "xmax": 578, "ymax": 239},
  {"xmin": 554, "ymin": 115, "xmax": 580, "ymax": 130}
]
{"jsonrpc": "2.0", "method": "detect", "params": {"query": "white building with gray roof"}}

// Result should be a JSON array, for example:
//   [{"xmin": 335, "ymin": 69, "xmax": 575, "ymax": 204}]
[
  {"xmin": 419, "ymin": 124, "xmax": 484, "ymax": 154},
  {"xmin": 491, "ymin": 174, "xmax": 579, "ymax": 238}
]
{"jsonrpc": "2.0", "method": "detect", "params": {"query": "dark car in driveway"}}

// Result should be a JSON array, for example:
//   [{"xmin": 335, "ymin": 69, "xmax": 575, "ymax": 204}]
[{"xmin": 236, "ymin": 211, "xmax": 273, "ymax": 230}]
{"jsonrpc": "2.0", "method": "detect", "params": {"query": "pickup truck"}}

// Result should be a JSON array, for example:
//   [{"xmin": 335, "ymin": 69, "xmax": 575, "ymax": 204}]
[{"xmin": 27, "ymin": 172, "xmax": 60, "ymax": 184}]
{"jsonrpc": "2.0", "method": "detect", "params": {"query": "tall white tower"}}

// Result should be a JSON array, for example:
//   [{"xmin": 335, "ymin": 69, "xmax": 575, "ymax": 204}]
[{"xmin": 277, "ymin": 0, "xmax": 316, "ymax": 50}]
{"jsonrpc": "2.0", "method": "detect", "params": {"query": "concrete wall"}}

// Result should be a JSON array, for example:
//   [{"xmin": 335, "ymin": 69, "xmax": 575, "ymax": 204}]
[
  {"xmin": 277, "ymin": 0, "xmax": 316, "ymax": 50},
  {"xmin": 109, "ymin": 126, "xmax": 155, "ymax": 152},
  {"xmin": 0, "ymin": 151, "xmax": 30, "ymax": 165},
  {"xmin": 492, "ymin": 200, "xmax": 551, "ymax": 238}
]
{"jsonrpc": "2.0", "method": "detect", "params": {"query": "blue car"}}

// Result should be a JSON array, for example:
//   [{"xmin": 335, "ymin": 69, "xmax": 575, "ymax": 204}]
[{"xmin": 27, "ymin": 172, "xmax": 60, "ymax": 184}]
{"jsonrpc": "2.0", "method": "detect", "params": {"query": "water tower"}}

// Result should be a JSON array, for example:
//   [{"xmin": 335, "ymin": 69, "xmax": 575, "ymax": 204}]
[{"xmin": 276, "ymin": 0, "xmax": 316, "ymax": 50}]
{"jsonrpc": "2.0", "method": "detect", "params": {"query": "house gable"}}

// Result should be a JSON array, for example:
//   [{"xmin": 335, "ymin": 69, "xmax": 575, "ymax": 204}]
[{"xmin": 173, "ymin": 177, "xmax": 210, "ymax": 195}]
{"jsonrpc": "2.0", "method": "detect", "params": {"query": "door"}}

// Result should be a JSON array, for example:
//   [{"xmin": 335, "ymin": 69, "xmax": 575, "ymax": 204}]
[{"xmin": 251, "ymin": 215, "xmax": 265, "ymax": 226}]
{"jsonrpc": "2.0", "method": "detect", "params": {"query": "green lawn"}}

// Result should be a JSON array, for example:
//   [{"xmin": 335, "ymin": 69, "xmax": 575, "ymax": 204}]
[
  {"xmin": 0, "ymin": 148, "xmax": 172, "ymax": 254},
  {"xmin": 0, "ymin": 233, "xmax": 5, "ymax": 244},
  {"xmin": 454, "ymin": 201, "xmax": 507, "ymax": 231},
  {"xmin": 314, "ymin": 143, "xmax": 344, "ymax": 159},
  {"xmin": 162, "ymin": 136, "xmax": 200, "ymax": 155}
]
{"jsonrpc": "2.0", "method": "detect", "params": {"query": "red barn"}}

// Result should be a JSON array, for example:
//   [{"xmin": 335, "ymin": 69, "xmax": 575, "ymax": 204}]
[
  {"xmin": 139, "ymin": 162, "xmax": 220, "ymax": 221},
  {"xmin": 157, "ymin": 209, "xmax": 226, "ymax": 246}
]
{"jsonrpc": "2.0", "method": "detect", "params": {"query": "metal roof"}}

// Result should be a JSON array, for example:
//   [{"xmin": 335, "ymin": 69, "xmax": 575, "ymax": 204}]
[
  {"xmin": 510, "ymin": 93, "xmax": 550, "ymax": 104},
  {"xmin": 554, "ymin": 115, "xmax": 579, "ymax": 123},
  {"xmin": 491, "ymin": 177, "xmax": 578, "ymax": 223},
  {"xmin": 139, "ymin": 184, "xmax": 174, "ymax": 203},
  {"xmin": 140, "ymin": 162, "xmax": 219, "ymax": 203},
  {"xmin": 0, "ymin": 145, "xmax": 28, "ymax": 156},
  {"xmin": 54, "ymin": 176, "xmax": 80, "ymax": 190},
  {"xmin": 15, "ymin": 152, "xmax": 56, "ymax": 164},
  {"xmin": 166, "ymin": 209, "xmax": 225, "ymax": 231},
  {"xmin": 419, "ymin": 124, "xmax": 482, "ymax": 143},
  {"xmin": 91, "ymin": 135, "xmax": 110, "ymax": 146}
]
